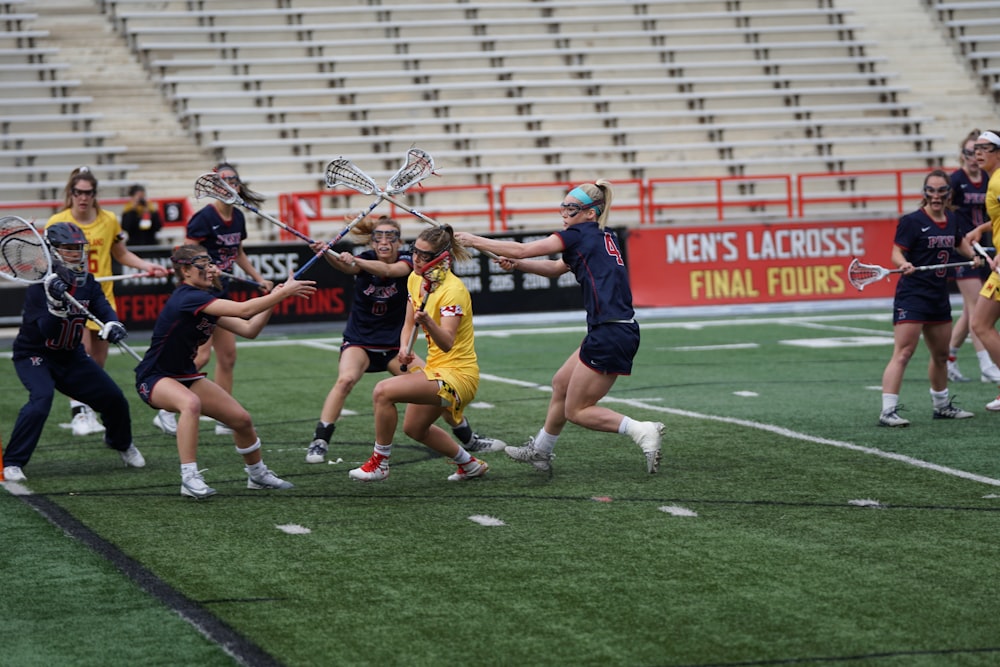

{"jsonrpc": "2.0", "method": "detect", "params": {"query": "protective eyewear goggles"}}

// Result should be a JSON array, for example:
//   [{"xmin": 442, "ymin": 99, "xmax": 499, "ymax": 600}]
[
  {"xmin": 923, "ymin": 185, "xmax": 951, "ymax": 196},
  {"xmin": 413, "ymin": 247, "xmax": 443, "ymax": 262},
  {"xmin": 372, "ymin": 230, "xmax": 400, "ymax": 242},
  {"xmin": 973, "ymin": 142, "xmax": 998, "ymax": 153},
  {"xmin": 176, "ymin": 254, "xmax": 215, "ymax": 270},
  {"xmin": 559, "ymin": 201, "xmax": 601, "ymax": 216},
  {"xmin": 71, "ymin": 187, "xmax": 96, "ymax": 197}
]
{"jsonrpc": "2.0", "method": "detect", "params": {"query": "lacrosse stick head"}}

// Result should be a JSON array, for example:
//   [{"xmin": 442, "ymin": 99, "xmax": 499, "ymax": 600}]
[
  {"xmin": 0, "ymin": 215, "xmax": 52, "ymax": 284},
  {"xmin": 44, "ymin": 222, "xmax": 89, "ymax": 285},
  {"xmin": 847, "ymin": 258, "xmax": 891, "ymax": 291},
  {"xmin": 194, "ymin": 172, "xmax": 240, "ymax": 205},
  {"xmin": 324, "ymin": 158, "xmax": 379, "ymax": 196},
  {"xmin": 386, "ymin": 148, "xmax": 435, "ymax": 195}
]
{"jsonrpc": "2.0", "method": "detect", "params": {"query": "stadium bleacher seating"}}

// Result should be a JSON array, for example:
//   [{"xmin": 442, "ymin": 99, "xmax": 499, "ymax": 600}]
[
  {"xmin": 1, "ymin": 0, "xmax": 976, "ymax": 212},
  {"xmin": 933, "ymin": 0, "xmax": 1000, "ymax": 101}
]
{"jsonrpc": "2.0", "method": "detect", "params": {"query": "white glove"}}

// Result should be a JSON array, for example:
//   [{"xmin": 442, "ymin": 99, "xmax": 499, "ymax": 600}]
[
  {"xmin": 43, "ymin": 273, "xmax": 69, "ymax": 318},
  {"xmin": 98, "ymin": 321, "xmax": 128, "ymax": 343}
]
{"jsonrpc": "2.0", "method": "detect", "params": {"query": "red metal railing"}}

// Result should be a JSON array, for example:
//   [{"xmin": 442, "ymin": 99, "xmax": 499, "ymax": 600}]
[{"xmin": 2, "ymin": 168, "xmax": 942, "ymax": 238}]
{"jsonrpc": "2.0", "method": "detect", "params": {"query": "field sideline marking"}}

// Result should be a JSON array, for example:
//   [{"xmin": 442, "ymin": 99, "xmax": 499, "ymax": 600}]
[{"xmin": 479, "ymin": 373, "xmax": 1000, "ymax": 488}]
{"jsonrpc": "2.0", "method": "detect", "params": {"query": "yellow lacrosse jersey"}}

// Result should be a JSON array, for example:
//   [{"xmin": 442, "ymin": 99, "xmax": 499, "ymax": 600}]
[
  {"xmin": 989, "ymin": 168, "xmax": 1000, "ymax": 238},
  {"xmin": 407, "ymin": 270, "xmax": 479, "ymax": 421}
]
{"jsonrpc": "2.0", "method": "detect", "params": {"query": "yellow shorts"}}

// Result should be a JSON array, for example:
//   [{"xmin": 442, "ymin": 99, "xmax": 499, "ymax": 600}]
[
  {"xmin": 980, "ymin": 272, "xmax": 1000, "ymax": 302},
  {"xmin": 419, "ymin": 366, "xmax": 479, "ymax": 424}
]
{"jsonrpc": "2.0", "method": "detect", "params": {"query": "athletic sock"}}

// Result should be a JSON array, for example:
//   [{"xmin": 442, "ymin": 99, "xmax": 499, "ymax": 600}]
[
  {"xmin": 374, "ymin": 443, "xmax": 392, "ymax": 458},
  {"xmin": 881, "ymin": 393, "xmax": 899, "ymax": 413},
  {"xmin": 452, "ymin": 448, "xmax": 473, "ymax": 466},
  {"xmin": 451, "ymin": 418, "xmax": 473, "ymax": 445},
  {"xmin": 929, "ymin": 388, "xmax": 949, "ymax": 409},
  {"xmin": 313, "ymin": 421, "xmax": 335, "ymax": 443},
  {"xmin": 533, "ymin": 429, "xmax": 558, "ymax": 453}
]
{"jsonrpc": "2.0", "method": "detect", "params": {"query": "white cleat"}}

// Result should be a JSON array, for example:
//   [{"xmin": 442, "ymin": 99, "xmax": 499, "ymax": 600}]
[
  {"xmin": 153, "ymin": 410, "xmax": 177, "ymax": 435},
  {"xmin": 119, "ymin": 444, "xmax": 146, "ymax": 468},
  {"xmin": 71, "ymin": 408, "xmax": 106, "ymax": 436}
]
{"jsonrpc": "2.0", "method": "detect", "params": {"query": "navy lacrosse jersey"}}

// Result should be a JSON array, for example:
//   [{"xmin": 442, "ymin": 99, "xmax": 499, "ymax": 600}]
[
  {"xmin": 342, "ymin": 250, "xmax": 413, "ymax": 348},
  {"xmin": 950, "ymin": 168, "xmax": 989, "ymax": 236},
  {"xmin": 12, "ymin": 276, "xmax": 117, "ymax": 362},
  {"xmin": 893, "ymin": 208, "xmax": 962, "ymax": 318},
  {"xmin": 556, "ymin": 221, "xmax": 634, "ymax": 326},
  {"xmin": 135, "ymin": 284, "xmax": 218, "ymax": 381},
  {"xmin": 186, "ymin": 205, "xmax": 247, "ymax": 273}
]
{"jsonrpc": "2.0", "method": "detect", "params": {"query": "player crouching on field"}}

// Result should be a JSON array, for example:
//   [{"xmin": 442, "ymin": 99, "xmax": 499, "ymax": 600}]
[
  {"xmin": 134, "ymin": 244, "xmax": 316, "ymax": 499},
  {"xmin": 349, "ymin": 226, "xmax": 490, "ymax": 483},
  {"xmin": 4, "ymin": 222, "xmax": 145, "ymax": 483}
]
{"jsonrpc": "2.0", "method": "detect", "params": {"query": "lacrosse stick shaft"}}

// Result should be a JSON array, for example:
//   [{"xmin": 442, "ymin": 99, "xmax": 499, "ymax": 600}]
[
  {"xmin": 294, "ymin": 197, "xmax": 383, "ymax": 279},
  {"xmin": 96, "ymin": 270, "xmax": 160, "ymax": 283},
  {"xmin": 63, "ymin": 292, "xmax": 142, "ymax": 362},
  {"xmin": 219, "ymin": 269, "xmax": 266, "ymax": 291},
  {"xmin": 381, "ymin": 193, "xmax": 501, "ymax": 260},
  {"xmin": 400, "ymin": 282, "xmax": 431, "ymax": 373}
]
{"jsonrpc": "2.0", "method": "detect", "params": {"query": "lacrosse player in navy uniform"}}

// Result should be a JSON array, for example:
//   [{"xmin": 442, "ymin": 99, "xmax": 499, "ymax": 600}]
[
  {"xmin": 456, "ymin": 179, "xmax": 664, "ymax": 475},
  {"xmin": 135, "ymin": 244, "xmax": 315, "ymax": 499},
  {"xmin": 303, "ymin": 215, "xmax": 505, "ymax": 464},
  {"xmin": 152, "ymin": 163, "xmax": 272, "ymax": 437},
  {"xmin": 878, "ymin": 169, "xmax": 981, "ymax": 427},
  {"xmin": 2, "ymin": 222, "xmax": 144, "ymax": 482},
  {"xmin": 947, "ymin": 130, "xmax": 1000, "ymax": 383}
]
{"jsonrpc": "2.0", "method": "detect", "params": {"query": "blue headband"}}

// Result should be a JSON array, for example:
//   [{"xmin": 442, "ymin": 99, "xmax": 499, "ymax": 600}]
[
  {"xmin": 569, "ymin": 187, "xmax": 592, "ymax": 205},
  {"xmin": 569, "ymin": 186, "xmax": 603, "ymax": 217}
]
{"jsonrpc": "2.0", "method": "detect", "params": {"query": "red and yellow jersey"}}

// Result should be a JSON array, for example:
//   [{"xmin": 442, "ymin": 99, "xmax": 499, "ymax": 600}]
[
  {"xmin": 46, "ymin": 208, "xmax": 123, "ymax": 322},
  {"xmin": 988, "ymin": 168, "xmax": 1000, "ymax": 239},
  {"xmin": 407, "ymin": 270, "xmax": 479, "ymax": 421}
]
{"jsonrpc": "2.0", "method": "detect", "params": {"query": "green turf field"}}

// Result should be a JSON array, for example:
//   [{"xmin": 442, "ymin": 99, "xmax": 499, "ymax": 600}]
[{"xmin": 2, "ymin": 307, "xmax": 999, "ymax": 666}]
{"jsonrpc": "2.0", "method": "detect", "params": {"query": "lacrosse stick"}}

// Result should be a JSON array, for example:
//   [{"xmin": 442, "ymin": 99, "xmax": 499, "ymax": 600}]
[
  {"xmin": 295, "ymin": 148, "xmax": 437, "ymax": 279},
  {"xmin": 400, "ymin": 251, "xmax": 452, "ymax": 373},
  {"xmin": 96, "ymin": 267, "xmax": 264, "ymax": 291},
  {"xmin": 847, "ymin": 257, "xmax": 976, "ymax": 291},
  {"xmin": 195, "ymin": 172, "xmax": 327, "ymax": 252},
  {"xmin": 96, "ymin": 269, "xmax": 164, "ymax": 283},
  {"xmin": 0, "ymin": 216, "xmax": 142, "ymax": 361},
  {"xmin": 322, "ymin": 152, "xmax": 501, "ymax": 261},
  {"xmin": 972, "ymin": 241, "xmax": 994, "ymax": 268}
]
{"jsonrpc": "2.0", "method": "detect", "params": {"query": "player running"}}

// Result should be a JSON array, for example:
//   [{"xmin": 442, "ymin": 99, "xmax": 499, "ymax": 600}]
[{"xmin": 455, "ymin": 179, "xmax": 664, "ymax": 475}]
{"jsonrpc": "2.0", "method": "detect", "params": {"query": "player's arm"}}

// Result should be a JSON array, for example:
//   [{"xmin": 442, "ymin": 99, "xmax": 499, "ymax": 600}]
[
  {"xmin": 455, "ymin": 231, "xmax": 563, "ymax": 259},
  {"xmin": 497, "ymin": 256, "xmax": 568, "ymax": 277},
  {"xmin": 416, "ymin": 304, "xmax": 460, "ymax": 353},
  {"xmin": 111, "ymin": 238, "xmax": 168, "ymax": 276}
]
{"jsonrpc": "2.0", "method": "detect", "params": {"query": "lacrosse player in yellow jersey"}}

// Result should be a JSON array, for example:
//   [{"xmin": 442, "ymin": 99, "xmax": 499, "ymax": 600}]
[
  {"xmin": 349, "ymin": 225, "xmax": 489, "ymax": 483},
  {"xmin": 46, "ymin": 166, "xmax": 169, "ymax": 436},
  {"xmin": 967, "ymin": 130, "xmax": 1000, "ymax": 410}
]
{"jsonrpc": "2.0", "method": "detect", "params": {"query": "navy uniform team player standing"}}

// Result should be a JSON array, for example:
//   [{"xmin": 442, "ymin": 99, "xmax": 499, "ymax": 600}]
[
  {"xmin": 878, "ymin": 169, "xmax": 980, "ymax": 427},
  {"xmin": 3, "ymin": 222, "xmax": 145, "ymax": 482}
]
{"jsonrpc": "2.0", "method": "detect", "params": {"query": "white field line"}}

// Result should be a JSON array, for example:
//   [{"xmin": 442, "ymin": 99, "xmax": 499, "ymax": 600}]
[{"xmin": 479, "ymin": 372, "xmax": 1000, "ymax": 488}]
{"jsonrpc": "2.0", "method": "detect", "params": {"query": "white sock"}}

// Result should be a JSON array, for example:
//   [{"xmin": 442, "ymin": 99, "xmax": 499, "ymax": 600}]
[
  {"xmin": 246, "ymin": 460, "xmax": 265, "ymax": 475},
  {"xmin": 978, "ymin": 349, "xmax": 994, "ymax": 370},
  {"xmin": 180, "ymin": 462, "xmax": 198, "ymax": 477},
  {"xmin": 618, "ymin": 416, "xmax": 633, "ymax": 434},
  {"xmin": 881, "ymin": 393, "xmax": 899, "ymax": 413},
  {"xmin": 452, "ymin": 448, "xmax": 472, "ymax": 465},
  {"xmin": 929, "ymin": 388, "xmax": 949, "ymax": 409},
  {"xmin": 374, "ymin": 443, "xmax": 392, "ymax": 457},
  {"xmin": 533, "ymin": 429, "xmax": 558, "ymax": 453}
]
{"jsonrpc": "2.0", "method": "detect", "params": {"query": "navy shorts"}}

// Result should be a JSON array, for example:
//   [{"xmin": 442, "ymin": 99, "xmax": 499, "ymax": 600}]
[
  {"xmin": 579, "ymin": 320, "xmax": 640, "ymax": 376},
  {"xmin": 136, "ymin": 373, "xmax": 206, "ymax": 405},
  {"xmin": 892, "ymin": 305, "xmax": 952, "ymax": 325},
  {"xmin": 341, "ymin": 342, "xmax": 398, "ymax": 374}
]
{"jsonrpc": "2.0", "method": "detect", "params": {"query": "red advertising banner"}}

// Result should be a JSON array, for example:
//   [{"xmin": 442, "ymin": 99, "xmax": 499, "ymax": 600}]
[{"xmin": 627, "ymin": 218, "xmax": 899, "ymax": 307}]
